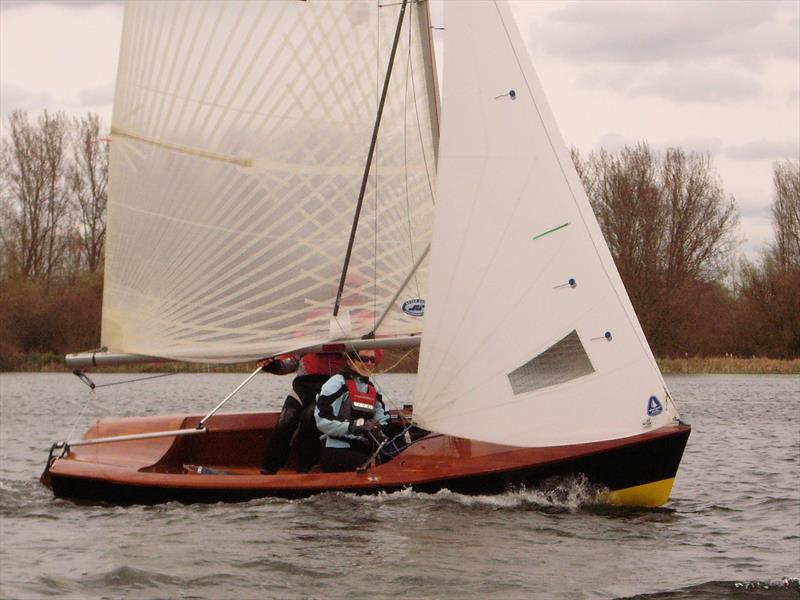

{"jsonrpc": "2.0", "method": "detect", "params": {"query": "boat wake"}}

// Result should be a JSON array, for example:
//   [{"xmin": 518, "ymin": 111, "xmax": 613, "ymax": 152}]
[
  {"xmin": 299, "ymin": 474, "xmax": 612, "ymax": 513},
  {"xmin": 619, "ymin": 577, "xmax": 800, "ymax": 599}
]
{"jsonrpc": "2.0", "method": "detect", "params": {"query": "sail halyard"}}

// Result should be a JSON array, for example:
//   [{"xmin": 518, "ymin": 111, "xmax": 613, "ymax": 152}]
[
  {"xmin": 100, "ymin": 0, "xmax": 437, "ymax": 363},
  {"xmin": 412, "ymin": 0, "xmax": 679, "ymax": 447}
]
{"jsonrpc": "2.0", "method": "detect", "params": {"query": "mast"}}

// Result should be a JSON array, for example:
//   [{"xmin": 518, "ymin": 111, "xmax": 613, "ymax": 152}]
[
  {"xmin": 332, "ymin": 0, "xmax": 409, "ymax": 318},
  {"xmin": 415, "ymin": 0, "xmax": 441, "ymax": 164}
]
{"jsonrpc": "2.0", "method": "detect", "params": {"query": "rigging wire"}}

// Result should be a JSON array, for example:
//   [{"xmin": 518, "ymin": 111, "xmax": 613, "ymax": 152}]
[
  {"xmin": 328, "ymin": 317, "xmax": 414, "ymax": 427},
  {"xmin": 86, "ymin": 372, "xmax": 180, "ymax": 389},
  {"xmin": 332, "ymin": 0, "xmax": 408, "ymax": 318},
  {"xmin": 373, "ymin": 1, "xmax": 380, "ymax": 333},
  {"xmin": 403, "ymin": 8, "xmax": 421, "ymax": 296},
  {"xmin": 409, "ymin": 20, "xmax": 436, "ymax": 208},
  {"xmin": 63, "ymin": 387, "xmax": 96, "ymax": 448},
  {"xmin": 71, "ymin": 362, "xmax": 249, "ymax": 391}
]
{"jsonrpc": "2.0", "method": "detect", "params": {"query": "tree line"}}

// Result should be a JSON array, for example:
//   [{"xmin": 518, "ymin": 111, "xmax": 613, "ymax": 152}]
[
  {"xmin": 0, "ymin": 111, "xmax": 798, "ymax": 369},
  {"xmin": 1, "ymin": 111, "xmax": 107, "ymax": 368},
  {"xmin": 573, "ymin": 144, "xmax": 799, "ymax": 359}
]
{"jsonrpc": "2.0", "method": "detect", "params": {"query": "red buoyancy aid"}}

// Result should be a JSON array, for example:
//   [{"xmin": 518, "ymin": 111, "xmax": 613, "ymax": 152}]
[
  {"xmin": 344, "ymin": 378, "xmax": 379, "ymax": 419},
  {"xmin": 299, "ymin": 353, "xmax": 346, "ymax": 377}
]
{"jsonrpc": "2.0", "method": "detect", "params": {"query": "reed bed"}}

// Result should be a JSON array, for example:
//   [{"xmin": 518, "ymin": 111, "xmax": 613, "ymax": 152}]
[{"xmin": 657, "ymin": 357, "xmax": 800, "ymax": 375}]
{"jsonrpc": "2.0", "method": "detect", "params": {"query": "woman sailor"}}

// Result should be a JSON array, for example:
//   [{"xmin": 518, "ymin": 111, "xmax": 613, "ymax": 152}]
[{"xmin": 315, "ymin": 349, "xmax": 389, "ymax": 472}]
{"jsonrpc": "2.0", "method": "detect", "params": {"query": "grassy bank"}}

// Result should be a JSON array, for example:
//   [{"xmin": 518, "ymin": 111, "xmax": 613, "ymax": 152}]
[
  {"xmin": 3, "ymin": 351, "xmax": 799, "ymax": 375},
  {"xmin": 656, "ymin": 357, "xmax": 800, "ymax": 374}
]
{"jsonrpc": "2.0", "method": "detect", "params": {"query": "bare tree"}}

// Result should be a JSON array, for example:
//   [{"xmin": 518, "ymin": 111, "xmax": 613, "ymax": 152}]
[
  {"xmin": 735, "ymin": 160, "xmax": 800, "ymax": 358},
  {"xmin": 573, "ymin": 142, "xmax": 738, "ymax": 355},
  {"xmin": 69, "ymin": 113, "xmax": 108, "ymax": 273},
  {"xmin": 573, "ymin": 144, "xmax": 666, "ymax": 341},
  {"xmin": 0, "ymin": 110, "xmax": 72, "ymax": 281},
  {"xmin": 661, "ymin": 148, "xmax": 738, "ymax": 283},
  {"xmin": 770, "ymin": 160, "xmax": 800, "ymax": 271}
]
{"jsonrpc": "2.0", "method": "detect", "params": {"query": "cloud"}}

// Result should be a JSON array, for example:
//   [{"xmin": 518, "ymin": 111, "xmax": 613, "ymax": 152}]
[
  {"xmin": 722, "ymin": 139, "xmax": 800, "ymax": 161},
  {"xmin": 1, "ymin": 1, "xmax": 122, "ymax": 124},
  {"xmin": 737, "ymin": 194, "xmax": 773, "ymax": 219},
  {"xmin": 580, "ymin": 64, "xmax": 760, "ymax": 103},
  {"xmin": 584, "ymin": 134, "xmax": 727, "ymax": 159},
  {"xmin": 0, "ymin": 0, "xmax": 121, "ymax": 11},
  {"xmin": 524, "ymin": 0, "xmax": 798, "ymax": 107},
  {"xmin": 0, "ymin": 82, "xmax": 52, "ymax": 116},
  {"xmin": 77, "ymin": 81, "xmax": 115, "ymax": 107},
  {"xmin": 532, "ymin": 1, "xmax": 799, "ymax": 67}
]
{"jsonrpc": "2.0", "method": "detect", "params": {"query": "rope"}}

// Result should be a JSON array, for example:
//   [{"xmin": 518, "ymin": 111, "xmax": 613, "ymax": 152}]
[
  {"xmin": 63, "ymin": 387, "xmax": 95, "ymax": 445},
  {"xmin": 358, "ymin": 423, "xmax": 414, "ymax": 471},
  {"xmin": 90, "ymin": 372, "xmax": 179, "ymax": 388},
  {"xmin": 73, "ymin": 362, "xmax": 254, "ymax": 391},
  {"xmin": 377, "ymin": 347, "xmax": 416, "ymax": 375}
]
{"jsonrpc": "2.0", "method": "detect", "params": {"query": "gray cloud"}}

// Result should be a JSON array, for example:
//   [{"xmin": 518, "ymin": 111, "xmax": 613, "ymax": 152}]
[
  {"xmin": 737, "ymin": 195, "xmax": 773, "ymax": 219},
  {"xmin": 585, "ymin": 133, "xmax": 724, "ymax": 157},
  {"xmin": 532, "ymin": 1, "xmax": 799, "ymax": 67},
  {"xmin": 528, "ymin": 1, "xmax": 798, "ymax": 106},
  {"xmin": 0, "ymin": 82, "xmax": 52, "ymax": 116},
  {"xmin": 0, "ymin": 0, "xmax": 121, "ymax": 11},
  {"xmin": 722, "ymin": 139, "xmax": 800, "ymax": 161},
  {"xmin": 77, "ymin": 81, "xmax": 115, "ymax": 106},
  {"xmin": 629, "ymin": 66, "xmax": 760, "ymax": 103},
  {"xmin": 579, "ymin": 64, "xmax": 760, "ymax": 103}
]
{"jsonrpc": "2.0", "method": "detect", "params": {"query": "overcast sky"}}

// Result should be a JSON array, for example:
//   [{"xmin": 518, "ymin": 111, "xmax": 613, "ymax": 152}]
[{"xmin": 1, "ymin": 0, "xmax": 798, "ymax": 260}]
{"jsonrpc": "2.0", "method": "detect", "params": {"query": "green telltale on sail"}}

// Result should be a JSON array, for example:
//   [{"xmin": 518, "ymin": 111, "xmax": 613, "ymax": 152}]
[{"xmin": 532, "ymin": 222, "xmax": 570, "ymax": 240}]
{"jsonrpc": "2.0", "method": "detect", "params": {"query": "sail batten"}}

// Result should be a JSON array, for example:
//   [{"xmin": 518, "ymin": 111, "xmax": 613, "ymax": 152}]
[
  {"xmin": 103, "ymin": 0, "xmax": 437, "ymax": 362},
  {"xmin": 112, "ymin": 126, "xmax": 253, "ymax": 166}
]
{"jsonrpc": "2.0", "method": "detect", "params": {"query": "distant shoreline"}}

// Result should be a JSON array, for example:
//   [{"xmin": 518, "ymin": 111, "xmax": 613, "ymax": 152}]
[
  {"xmin": 656, "ymin": 357, "xmax": 800, "ymax": 375},
  {"xmin": 2, "ymin": 353, "xmax": 798, "ymax": 375}
]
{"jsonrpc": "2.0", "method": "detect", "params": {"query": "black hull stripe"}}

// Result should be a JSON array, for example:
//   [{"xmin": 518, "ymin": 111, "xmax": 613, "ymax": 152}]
[{"xmin": 50, "ymin": 428, "xmax": 690, "ymax": 505}]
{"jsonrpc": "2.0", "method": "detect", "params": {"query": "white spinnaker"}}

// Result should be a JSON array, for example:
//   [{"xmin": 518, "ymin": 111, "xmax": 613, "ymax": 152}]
[
  {"xmin": 413, "ymin": 0, "xmax": 678, "ymax": 447},
  {"xmin": 103, "ymin": 0, "xmax": 437, "ymax": 362}
]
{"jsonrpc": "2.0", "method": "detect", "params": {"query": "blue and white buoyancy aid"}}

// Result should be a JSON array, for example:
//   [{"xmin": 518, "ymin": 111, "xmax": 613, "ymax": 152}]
[{"xmin": 315, "ymin": 374, "xmax": 388, "ymax": 449}]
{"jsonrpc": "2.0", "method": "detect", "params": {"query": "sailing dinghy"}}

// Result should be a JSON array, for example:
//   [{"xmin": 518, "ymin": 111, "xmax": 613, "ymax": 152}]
[{"xmin": 42, "ymin": 0, "xmax": 690, "ymax": 506}]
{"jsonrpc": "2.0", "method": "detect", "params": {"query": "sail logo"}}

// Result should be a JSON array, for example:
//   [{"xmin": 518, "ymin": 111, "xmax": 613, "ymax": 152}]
[
  {"xmin": 647, "ymin": 396, "xmax": 663, "ymax": 417},
  {"xmin": 402, "ymin": 298, "xmax": 425, "ymax": 317}
]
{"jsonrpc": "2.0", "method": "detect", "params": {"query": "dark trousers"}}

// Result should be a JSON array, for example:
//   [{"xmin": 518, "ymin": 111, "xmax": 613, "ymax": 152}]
[
  {"xmin": 319, "ymin": 445, "xmax": 371, "ymax": 473},
  {"xmin": 261, "ymin": 375, "xmax": 327, "ymax": 473}
]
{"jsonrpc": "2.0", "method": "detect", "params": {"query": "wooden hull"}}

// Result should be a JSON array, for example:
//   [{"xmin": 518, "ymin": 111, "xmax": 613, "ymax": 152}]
[{"xmin": 43, "ymin": 412, "xmax": 690, "ymax": 507}]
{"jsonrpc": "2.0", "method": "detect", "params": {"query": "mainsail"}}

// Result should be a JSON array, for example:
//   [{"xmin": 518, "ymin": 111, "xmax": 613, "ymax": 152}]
[
  {"xmin": 103, "ymin": 0, "xmax": 438, "ymax": 362},
  {"xmin": 413, "ymin": 0, "xmax": 680, "ymax": 447}
]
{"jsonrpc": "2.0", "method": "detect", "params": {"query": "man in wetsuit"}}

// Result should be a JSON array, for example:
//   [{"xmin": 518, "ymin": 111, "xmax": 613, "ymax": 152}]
[{"xmin": 258, "ymin": 352, "xmax": 345, "ymax": 474}]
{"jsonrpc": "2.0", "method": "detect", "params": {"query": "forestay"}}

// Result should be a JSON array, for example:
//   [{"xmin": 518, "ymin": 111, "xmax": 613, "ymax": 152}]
[
  {"xmin": 103, "ymin": 0, "xmax": 438, "ymax": 362},
  {"xmin": 413, "ymin": 0, "xmax": 680, "ymax": 447}
]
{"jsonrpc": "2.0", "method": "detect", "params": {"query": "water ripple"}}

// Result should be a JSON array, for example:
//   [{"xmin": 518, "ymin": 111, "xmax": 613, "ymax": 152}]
[{"xmin": 2, "ymin": 373, "xmax": 799, "ymax": 600}]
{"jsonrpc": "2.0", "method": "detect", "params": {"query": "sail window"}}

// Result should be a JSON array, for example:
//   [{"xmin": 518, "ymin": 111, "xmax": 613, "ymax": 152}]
[{"xmin": 507, "ymin": 330, "xmax": 594, "ymax": 395}]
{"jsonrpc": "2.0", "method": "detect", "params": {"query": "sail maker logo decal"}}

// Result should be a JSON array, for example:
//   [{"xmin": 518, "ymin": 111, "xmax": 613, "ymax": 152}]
[
  {"xmin": 647, "ymin": 396, "xmax": 663, "ymax": 417},
  {"xmin": 401, "ymin": 299, "xmax": 425, "ymax": 317}
]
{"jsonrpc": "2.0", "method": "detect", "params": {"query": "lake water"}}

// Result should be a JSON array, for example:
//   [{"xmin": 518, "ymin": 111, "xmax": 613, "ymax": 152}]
[{"xmin": 1, "ymin": 373, "xmax": 798, "ymax": 599}]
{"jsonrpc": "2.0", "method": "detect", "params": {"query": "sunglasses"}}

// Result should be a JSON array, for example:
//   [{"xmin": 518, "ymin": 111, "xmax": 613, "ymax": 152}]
[{"xmin": 356, "ymin": 355, "xmax": 377, "ymax": 363}]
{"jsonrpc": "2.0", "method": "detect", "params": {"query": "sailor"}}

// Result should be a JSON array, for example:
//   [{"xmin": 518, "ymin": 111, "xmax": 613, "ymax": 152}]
[
  {"xmin": 258, "ymin": 352, "xmax": 346, "ymax": 474},
  {"xmin": 315, "ymin": 349, "xmax": 389, "ymax": 472}
]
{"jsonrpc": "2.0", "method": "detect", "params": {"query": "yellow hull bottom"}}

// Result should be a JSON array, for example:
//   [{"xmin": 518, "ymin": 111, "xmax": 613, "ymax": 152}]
[{"xmin": 604, "ymin": 477, "xmax": 676, "ymax": 508}]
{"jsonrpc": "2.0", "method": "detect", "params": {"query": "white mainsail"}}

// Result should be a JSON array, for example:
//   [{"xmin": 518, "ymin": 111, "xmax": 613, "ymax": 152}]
[
  {"xmin": 413, "ymin": 0, "xmax": 679, "ymax": 447},
  {"xmin": 103, "ymin": 0, "xmax": 438, "ymax": 362}
]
